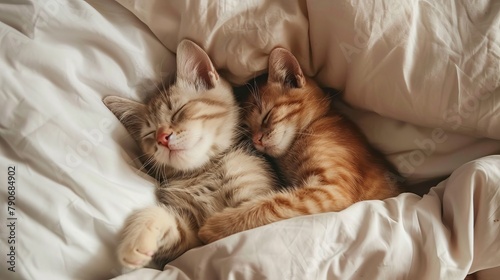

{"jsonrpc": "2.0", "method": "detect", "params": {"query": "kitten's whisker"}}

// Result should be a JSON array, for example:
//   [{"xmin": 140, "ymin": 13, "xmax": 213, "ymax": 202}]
[
  {"xmin": 238, "ymin": 106, "xmax": 253, "ymax": 115},
  {"xmin": 161, "ymin": 163, "xmax": 169, "ymax": 184},
  {"xmin": 131, "ymin": 153, "xmax": 150, "ymax": 164},
  {"xmin": 153, "ymin": 82, "xmax": 163, "ymax": 95},
  {"xmin": 133, "ymin": 155, "xmax": 155, "ymax": 178},
  {"xmin": 141, "ymin": 156, "xmax": 155, "ymax": 170}
]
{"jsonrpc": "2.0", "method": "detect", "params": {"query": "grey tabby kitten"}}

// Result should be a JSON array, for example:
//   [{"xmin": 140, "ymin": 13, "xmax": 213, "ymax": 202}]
[{"xmin": 103, "ymin": 40, "xmax": 276, "ymax": 269}]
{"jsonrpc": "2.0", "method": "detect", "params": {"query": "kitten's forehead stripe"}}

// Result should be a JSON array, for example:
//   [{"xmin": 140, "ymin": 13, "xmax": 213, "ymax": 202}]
[
  {"xmin": 274, "ymin": 100, "xmax": 302, "ymax": 107},
  {"xmin": 150, "ymin": 99, "xmax": 166, "ymax": 123},
  {"xmin": 189, "ymin": 112, "xmax": 228, "ymax": 121},
  {"xmin": 174, "ymin": 97, "xmax": 230, "ymax": 122},
  {"xmin": 271, "ymin": 108, "xmax": 302, "ymax": 125},
  {"xmin": 165, "ymin": 94, "xmax": 173, "ymax": 110},
  {"xmin": 188, "ymin": 98, "xmax": 228, "ymax": 108},
  {"xmin": 258, "ymin": 100, "xmax": 302, "ymax": 125},
  {"xmin": 152, "ymin": 98, "xmax": 162, "ymax": 113}
]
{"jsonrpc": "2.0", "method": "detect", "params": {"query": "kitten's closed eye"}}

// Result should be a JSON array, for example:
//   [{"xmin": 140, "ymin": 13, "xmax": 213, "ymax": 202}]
[
  {"xmin": 171, "ymin": 104, "xmax": 187, "ymax": 123},
  {"xmin": 142, "ymin": 130, "xmax": 155, "ymax": 139},
  {"xmin": 262, "ymin": 109, "xmax": 273, "ymax": 126}
]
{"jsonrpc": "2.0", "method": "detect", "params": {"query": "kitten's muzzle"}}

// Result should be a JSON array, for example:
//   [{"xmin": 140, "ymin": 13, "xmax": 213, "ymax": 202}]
[
  {"xmin": 157, "ymin": 128, "xmax": 174, "ymax": 148},
  {"xmin": 252, "ymin": 132, "xmax": 263, "ymax": 146}
]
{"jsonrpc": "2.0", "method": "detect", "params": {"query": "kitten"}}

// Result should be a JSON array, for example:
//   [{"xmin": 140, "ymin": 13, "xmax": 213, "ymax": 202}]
[
  {"xmin": 198, "ymin": 47, "xmax": 401, "ymax": 243},
  {"xmin": 103, "ymin": 40, "xmax": 277, "ymax": 269}
]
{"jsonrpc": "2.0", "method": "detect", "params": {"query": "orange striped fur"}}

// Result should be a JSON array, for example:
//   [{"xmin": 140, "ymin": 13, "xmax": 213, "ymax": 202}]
[{"xmin": 199, "ymin": 48, "xmax": 401, "ymax": 243}]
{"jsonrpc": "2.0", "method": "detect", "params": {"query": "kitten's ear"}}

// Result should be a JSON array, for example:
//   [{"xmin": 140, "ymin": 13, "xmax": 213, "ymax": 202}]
[
  {"xmin": 103, "ymin": 96, "xmax": 147, "ymax": 139},
  {"xmin": 268, "ymin": 48, "xmax": 306, "ymax": 88},
  {"xmin": 176, "ymin": 39, "xmax": 220, "ymax": 90}
]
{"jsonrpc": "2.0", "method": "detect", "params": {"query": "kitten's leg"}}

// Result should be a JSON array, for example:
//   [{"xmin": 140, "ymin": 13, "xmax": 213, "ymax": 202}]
[
  {"xmin": 199, "ymin": 185, "xmax": 353, "ymax": 243},
  {"xmin": 118, "ymin": 206, "xmax": 199, "ymax": 269}
]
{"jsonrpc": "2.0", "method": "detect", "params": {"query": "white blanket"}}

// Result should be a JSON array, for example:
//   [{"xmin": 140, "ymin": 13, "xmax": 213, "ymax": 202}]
[
  {"xmin": 114, "ymin": 156, "xmax": 500, "ymax": 280},
  {"xmin": 0, "ymin": 0, "xmax": 499, "ymax": 279}
]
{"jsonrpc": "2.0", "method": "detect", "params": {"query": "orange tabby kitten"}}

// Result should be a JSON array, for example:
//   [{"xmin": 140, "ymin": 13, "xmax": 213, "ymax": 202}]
[{"xmin": 199, "ymin": 48, "xmax": 401, "ymax": 243}]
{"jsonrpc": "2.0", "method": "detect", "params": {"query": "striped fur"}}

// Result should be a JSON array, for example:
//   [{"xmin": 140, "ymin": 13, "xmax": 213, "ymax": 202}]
[
  {"xmin": 198, "ymin": 48, "xmax": 401, "ymax": 243},
  {"xmin": 103, "ymin": 40, "xmax": 276, "ymax": 269}
]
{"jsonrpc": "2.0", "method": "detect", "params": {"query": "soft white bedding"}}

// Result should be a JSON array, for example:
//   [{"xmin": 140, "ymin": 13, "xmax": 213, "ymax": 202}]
[
  {"xmin": 0, "ymin": 1, "xmax": 499, "ymax": 280},
  {"xmin": 115, "ymin": 156, "xmax": 500, "ymax": 280}
]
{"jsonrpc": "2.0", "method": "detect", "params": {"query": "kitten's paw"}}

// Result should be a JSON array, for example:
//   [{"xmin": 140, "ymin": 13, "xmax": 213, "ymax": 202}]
[
  {"xmin": 117, "ymin": 207, "xmax": 177, "ymax": 269},
  {"xmin": 118, "ymin": 221, "xmax": 161, "ymax": 268}
]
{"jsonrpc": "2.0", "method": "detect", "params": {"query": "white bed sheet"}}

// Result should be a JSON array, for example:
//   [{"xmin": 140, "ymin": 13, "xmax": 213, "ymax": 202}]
[
  {"xmin": 118, "ymin": 0, "xmax": 500, "ymax": 140},
  {"xmin": 0, "ymin": 1, "xmax": 499, "ymax": 280},
  {"xmin": 0, "ymin": 1, "xmax": 166, "ymax": 279},
  {"xmin": 113, "ymin": 156, "xmax": 500, "ymax": 280}
]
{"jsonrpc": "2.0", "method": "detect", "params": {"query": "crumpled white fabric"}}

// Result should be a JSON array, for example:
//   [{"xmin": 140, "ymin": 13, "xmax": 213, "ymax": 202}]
[
  {"xmin": 117, "ymin": 0, "xmax": 500, "ymax": 140},
  {"xmin": 1, "ymin": 0, "xmax": 500, "ymax": 279},
  {"xmin": 113, "ymin": 156, "xmax": 500, "ymax": 280}
]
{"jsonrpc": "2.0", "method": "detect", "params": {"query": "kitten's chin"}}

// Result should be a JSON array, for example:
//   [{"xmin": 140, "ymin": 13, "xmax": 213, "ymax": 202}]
[
  {"xmin": 255, "ymin": 141, "xmax": 286, "ymax": 157},
  {"xmin": 154, "ymin": 140, "xmax": 211, "ymax": 171},
  {"xmin": 171, "ymin": 152, "xmax": 209, "ymax": 171},
  {"xmin": 262, "ymin": 146, "xmax": 285, "ymax": 158},
  {"xmin": 157, "ymin": 149, "xmax": 209, "ymax": 171}
]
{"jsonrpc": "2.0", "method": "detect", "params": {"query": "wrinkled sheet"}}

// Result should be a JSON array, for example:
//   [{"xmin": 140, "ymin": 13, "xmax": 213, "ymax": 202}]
[
  {"xmin": 118, "ymin": 0, "xmax": 500, "ymax": 140},
  {"xmin": 114, "ymin": 156, "xmax": 500, "ymax": 280},
  {"xmin": 0, "ymin": 0, "xmax": 500, "ymax": 280}
]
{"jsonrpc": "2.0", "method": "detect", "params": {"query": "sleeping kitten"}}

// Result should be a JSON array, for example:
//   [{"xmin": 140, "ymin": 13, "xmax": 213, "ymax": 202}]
[
  {"xmin": 103, "ymin": 40, "xmax": 277, "ymax": 269},
  {"xmin": 198, "ymin": 47, "xmax": 401, "ymax": 243}
]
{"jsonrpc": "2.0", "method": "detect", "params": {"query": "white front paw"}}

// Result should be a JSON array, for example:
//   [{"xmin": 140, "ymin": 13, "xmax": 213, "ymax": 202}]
[
  {"xmin": 118, "ymin": 222, "xmax": 161, "ymax": 268},
  {"xmin": 117, "ymin": 207, "xmax": 177, "ymax": 269}
]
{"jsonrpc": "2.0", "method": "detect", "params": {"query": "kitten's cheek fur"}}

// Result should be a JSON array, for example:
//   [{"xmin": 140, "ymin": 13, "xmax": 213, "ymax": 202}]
[
  {"xmin": 264, "ymin": 146, "xmax": 282, "ymax": 158},
  {"xmin": 273, "ymin": 129, "xmax": 295, "ymax": 157},
  {"xmin": 161, "ymin": 150, "xmax": 207, "ymax": 171},
  {"xmin": 264, "ymin": 141, "xmax": 287, "ymax": 158},
  {"xmin": 254, "ymin": 144, "xmax": 265, "ymax": 153}
]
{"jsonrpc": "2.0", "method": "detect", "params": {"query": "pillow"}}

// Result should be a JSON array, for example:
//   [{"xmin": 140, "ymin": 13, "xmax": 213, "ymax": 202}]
[
  {"xmin": 116, "ymin": 0, "xmax": 309, "ymax": 84},
  {"xmin": 116, "ymin": 0, "xmax": 500, "ymax": 184},
  {"xmin": 117, "ymin": 0, "xmax": 500, "ymax": 140}
]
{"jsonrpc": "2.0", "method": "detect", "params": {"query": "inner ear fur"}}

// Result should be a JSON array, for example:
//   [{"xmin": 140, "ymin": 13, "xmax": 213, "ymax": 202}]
[
  {"xmin": 102, "ymin": 96, "xmax": 146, "ymax": 141},
  {"xmin": 267, "ymin": 48, "xmax": 306, "ymax": 88},
  {"xmin": 176, "ymin": 39, "xmax": 220, "ymax": 89}
]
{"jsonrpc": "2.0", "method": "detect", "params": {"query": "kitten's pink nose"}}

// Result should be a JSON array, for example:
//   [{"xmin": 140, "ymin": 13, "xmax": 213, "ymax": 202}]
[
  {"xmin": 157, "ymin": 133, "xmax": 171, "ymax": 146},
  {"xmin": 157, "ymin": 128, "xmax": 173, "ymax": 147},
  {"xmin": 253, "ymin": 132, "xmax": 263, "ymax": 146}
]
